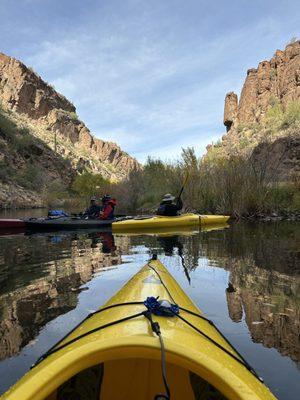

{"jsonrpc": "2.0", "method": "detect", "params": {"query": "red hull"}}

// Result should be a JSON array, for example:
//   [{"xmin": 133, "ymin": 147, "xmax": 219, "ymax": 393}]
[{"xmin": 0, "ymin": 219, "xmax": 25, "ymax": 229}]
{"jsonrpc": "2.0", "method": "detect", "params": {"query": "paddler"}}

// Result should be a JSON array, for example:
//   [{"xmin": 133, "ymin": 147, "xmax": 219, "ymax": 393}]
[
  {"xmin": 156, "ymin": 193, "xmax": 183, "ymax": 216},
  {"xmin": 99, "ymin": 194, "xmax": 117, "ymax": 220},
  {"xmin": 83, "ymin": 196, "xmax": 102, "ymax": 219}
]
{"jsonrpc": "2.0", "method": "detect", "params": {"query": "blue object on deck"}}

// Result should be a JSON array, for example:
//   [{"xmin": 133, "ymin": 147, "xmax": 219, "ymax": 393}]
[
  {"xmin": 48, "ymin": 210, "xmax": 69, "ymax": 217},
  {"xmin": 144, "ymin": 296, "xmax": 179, "ymax": 317}
]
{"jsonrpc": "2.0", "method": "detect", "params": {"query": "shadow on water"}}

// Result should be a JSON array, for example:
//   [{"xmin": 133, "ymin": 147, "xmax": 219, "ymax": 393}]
[{"xmin": 0, "ymin": 221, "xmax": 299, "ymax": 399}]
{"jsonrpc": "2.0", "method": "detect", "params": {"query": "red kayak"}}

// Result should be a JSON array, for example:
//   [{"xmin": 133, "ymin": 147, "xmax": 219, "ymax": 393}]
[{"xmin": 0, "ymin": 219, "xmax": 25, "ymax": 229}]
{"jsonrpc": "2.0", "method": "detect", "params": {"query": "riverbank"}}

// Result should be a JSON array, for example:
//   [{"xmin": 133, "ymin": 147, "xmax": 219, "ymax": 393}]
[{"xmin": 243, "ymin": 211, "xmax": 300, "ymax": 222}]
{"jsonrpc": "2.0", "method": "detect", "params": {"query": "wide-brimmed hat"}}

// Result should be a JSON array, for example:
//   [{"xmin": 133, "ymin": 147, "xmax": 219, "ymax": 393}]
[
  {"xmin": 162, "ymin": 193, "xmax": 175, "ymax": 202},
  {"xmin": 102, "ymin": 194, "xmax": 112, "ymax": 202}
]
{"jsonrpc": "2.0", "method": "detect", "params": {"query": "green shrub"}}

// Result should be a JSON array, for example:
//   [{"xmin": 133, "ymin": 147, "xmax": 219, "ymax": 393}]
[
  {"xmin": 0, "ymin": 159, "xmax": 15, "ymax": 182},
  {"xmin": 71, "ymin": 172, "xmax": 110, "ymax": 200},
  {"xmin": 214, "ymin": 139, "xmax": 222, "ymax": 148},
  {"xmin": 42, "ymin": 181, "xmax": 70, "ymax": 207},
  {"xmin": 11, "ymin": 134, "xmax": 37, "ymax": 155},
  {"xmin": 281, "ymin": 101, "xmax": 300, "ymax": 129},
  {"xmin": 265, "ymin": 184, "xmax": 300, "ymax": 213},
  {"xmin": 239, "ymin": 137, "xmax": 249, "ymax": 149},
  {"xmin": 266, "ymin": 101, "xmax": 284, "ymax": 132},
  {"xmin": 270, "ymin": 68, "xmax": 277, "ymax": 80},
  {"xmin": 15, "ymin": 164, "xmax": 44, "ymax": 191},
  {"xmin": 0, "ymin": 110, "xmax": 17, "ymax": 140},
  {"xmin": 69, "ymin": 112, "xmax": 78, "ymax": 121},
  {"xmin": 0, "ymin": 109, "xmax": 37, "ymax": 155}
]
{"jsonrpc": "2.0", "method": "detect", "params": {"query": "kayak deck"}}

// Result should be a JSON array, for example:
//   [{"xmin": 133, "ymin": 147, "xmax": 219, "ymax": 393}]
[
  {"xmin": 25, "ymin": 218, "xmax": 113, "ymax": 231},
  {"xmin": 2, "ymin": 258, "xmax": 275, "ymax": 400},
  {"xmin": 0, "ymin": 219, "xmax": 25, "ymax": 229}
]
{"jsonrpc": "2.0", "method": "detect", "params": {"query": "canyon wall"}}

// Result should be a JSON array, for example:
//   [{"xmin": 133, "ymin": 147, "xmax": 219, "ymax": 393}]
[
  {"xmin": 0, "ymin": 52, "xmax": 140, "ymax": 207},
  {"xmin": 223, "ymin": 40, "xmax": 300, "ymax": 133}
]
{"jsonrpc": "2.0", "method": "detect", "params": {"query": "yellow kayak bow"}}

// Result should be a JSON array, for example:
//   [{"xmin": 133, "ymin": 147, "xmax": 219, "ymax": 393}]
[{"xmin": 2, "ymin": 256, "xmax": 275, "ymax": 400}]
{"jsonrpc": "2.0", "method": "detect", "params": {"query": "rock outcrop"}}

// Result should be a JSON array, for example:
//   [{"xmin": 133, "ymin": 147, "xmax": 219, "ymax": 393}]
[
  {"xmin": 0, "ymin": 52, "xmax": 139, "ymax": 183},
  {"xmin": 251, "ymin": 136, "xmax": 300, "ymax": 181},
  {"xmin": 0, "ymin": 53, "xmax": 75, "ymax": 118},
  {"xmin": 223, "ymin": 92, "xmax": 238, "ymax": 132},
  {"xmin": 224, "ymin": 40, "xmax": 300, "ymax": 133},
  {"xmin": 206, "ymin": 41, "xmax": 300, "ymax": 183}
]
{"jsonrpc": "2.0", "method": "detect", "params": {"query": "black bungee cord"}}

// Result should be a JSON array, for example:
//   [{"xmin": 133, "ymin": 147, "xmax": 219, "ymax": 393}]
[{"xmin": 32, "ymin": 255, "xmax": 264, "ymax": 400}]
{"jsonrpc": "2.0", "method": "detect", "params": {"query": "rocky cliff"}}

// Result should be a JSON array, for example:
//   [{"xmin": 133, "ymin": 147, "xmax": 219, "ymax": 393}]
[
  {"xmin": 209, "ymin": 40, "xmax": 300, "ymax": 182},
  {"xmin": 0, "ymin": 52, "xmax": 139, "ymax": 207},
  {"xmin": 223, "ymin": 40, "xmax": 300, "ymax": 132}
]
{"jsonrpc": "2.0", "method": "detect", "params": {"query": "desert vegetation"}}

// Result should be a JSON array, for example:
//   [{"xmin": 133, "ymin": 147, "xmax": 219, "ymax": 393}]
[
  {"xmin": 109, "ymin": 101, "xmax": 300, "ymax": 217},
  {"xmin": 0, "ymin": 106, "xmax": 71, "ymax": 196},
  {"xmin": 56, "ymin": 101, "xmax": 300, "ymax": 217}
]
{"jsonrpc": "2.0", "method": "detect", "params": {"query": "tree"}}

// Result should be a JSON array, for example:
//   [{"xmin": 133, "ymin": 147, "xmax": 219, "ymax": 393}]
[{"xmin": 72, "ymin": 172, "xmax": 109, "ymax": 200}]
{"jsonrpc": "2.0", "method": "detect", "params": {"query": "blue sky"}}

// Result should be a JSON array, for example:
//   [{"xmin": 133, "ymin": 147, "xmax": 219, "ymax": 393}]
[{"xmin": 0, "ymin": 0, "xmax": 299, "ymax": 162}]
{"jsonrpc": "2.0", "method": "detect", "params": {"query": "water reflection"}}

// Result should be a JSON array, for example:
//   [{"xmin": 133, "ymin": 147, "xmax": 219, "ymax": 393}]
[
  {"xmin": 0, "ymin": 232, "xmax": 128, "ymax": 360},
  {"xmin": 226, "ymin": 265, "xmax": 300, "ymax": 363},
  {"xmin": 0, "ymin": 222, "xmax": 299, "ymax": 399},
  {"xmin": 200, "ymin": 222, "xmax": 300, "ymax": 365}
]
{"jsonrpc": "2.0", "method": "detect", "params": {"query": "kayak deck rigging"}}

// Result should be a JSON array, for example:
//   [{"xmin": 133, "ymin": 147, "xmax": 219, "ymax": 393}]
[
  {"xmin": 2, "ymin": 256, "xmax": 275, "ymax": 400},
  {"xmin": 34, "ymin": 256, "xmax": 260, "ymax": 386}
]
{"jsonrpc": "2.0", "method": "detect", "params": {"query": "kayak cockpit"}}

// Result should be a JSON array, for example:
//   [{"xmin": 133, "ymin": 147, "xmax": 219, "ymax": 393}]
[{"xmin": 45, "ymin": 358, "xmax": 227, "ymax": 400}]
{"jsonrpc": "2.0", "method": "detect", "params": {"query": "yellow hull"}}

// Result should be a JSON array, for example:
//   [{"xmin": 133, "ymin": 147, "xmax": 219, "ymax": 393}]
[
  {"xmin": 114, "ymin": 223, "xmax": 229, "ymax": 236},
  {"xmin": 2, "ymin": 258, "xmax": 275, "ymax": 400},
  {"xmin": 113, "ymin": 213, "xmax": 230, "ymax": 231}
]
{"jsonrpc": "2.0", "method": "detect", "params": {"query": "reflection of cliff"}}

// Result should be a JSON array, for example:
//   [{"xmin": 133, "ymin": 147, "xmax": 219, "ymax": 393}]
[
  {"xmin": 227, "ymin": 264, "xmax": 300, "ymax": 363},
  {"xmin": 199, "ymin": 222, "xmax": 300, "ymax": 364},
  {"xmin": 0, "ymin": 232, "xmax": 129, "ymax": 360},
  {"xmin": 201, "ymin": 222, "xmax": 300, "ymax": 276}
]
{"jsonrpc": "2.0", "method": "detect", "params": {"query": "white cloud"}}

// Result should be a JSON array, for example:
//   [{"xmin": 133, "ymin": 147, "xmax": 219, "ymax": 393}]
[{"xmin": 21, "ymin": 5, "xmax": 299, "ymax": 162}]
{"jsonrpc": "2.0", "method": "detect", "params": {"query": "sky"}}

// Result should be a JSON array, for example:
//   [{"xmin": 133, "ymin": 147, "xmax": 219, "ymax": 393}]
[{"xmin": 0, "ymin": 0, "xmax": 299, "ymax": 163}]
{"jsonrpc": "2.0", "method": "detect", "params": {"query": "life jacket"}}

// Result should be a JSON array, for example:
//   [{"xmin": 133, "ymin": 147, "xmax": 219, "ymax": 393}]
[
  {"xmin": 100, "ymin": 199, "xmax": 117, "ymax": 220},
  {"xmin": 157, "ymin": 202, "xmax": 179, "ymax": 216},
  {"xmin": 156, "ymin": 198, "xmax": 183, "ymax": 217},
  {"xmin": 86, "ymin": 204, "xmax": 101, "ymax": 218}
]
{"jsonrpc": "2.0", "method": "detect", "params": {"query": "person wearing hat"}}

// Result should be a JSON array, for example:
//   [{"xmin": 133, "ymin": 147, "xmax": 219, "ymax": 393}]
[
  {"xmin": 99, "ymin": 194, "xmax": 117, "ymax": 220},
  {"xmin": 156, "ymin": 193, "xmax": 183, "ymax": 216},
  {"xmin": 83, "ymin": 196, "xmax": 102, "ymax": 219}
]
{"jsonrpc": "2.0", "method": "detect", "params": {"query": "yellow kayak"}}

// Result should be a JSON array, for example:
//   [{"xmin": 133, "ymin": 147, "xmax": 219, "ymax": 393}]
[
  {"xmin": 2, "ymin": 256, "xmax": 275, "ymax": 400},
  {"xmin": 112, "ymin": 213, "xmax": 230, "ymax": 232}
]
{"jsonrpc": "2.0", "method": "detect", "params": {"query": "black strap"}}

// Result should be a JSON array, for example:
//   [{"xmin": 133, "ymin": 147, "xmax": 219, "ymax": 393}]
[
  {"xmin": 33, "ymin": 262, "xmax": 262, "ymax": 384},
  {"xmin": 147, "ymin": 262, "xmax": 176, "ymax": 304},
  {"xmin": 178, "ymin": 306, "xmax": 260, "ymax": 379},
  {"xmin": 33, "ymin": 301, "xmax": 144, "ymax": 367},
  {"xmin": 147, "ymin": 262, "xmax": 262, "ymax": 382},
  {"xmin": 144, "ymin": 311, "xmax": 170, "ymax": 399},
  {"xmin": 33, "ymin": 310, "xmax": 144, "ymax": 367}
]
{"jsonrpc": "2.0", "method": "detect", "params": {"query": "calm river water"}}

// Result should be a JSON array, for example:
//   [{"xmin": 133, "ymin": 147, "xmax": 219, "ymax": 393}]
[{"xmin": 0, "ymin": 219, "xmax": 299, "ymax": 399}]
